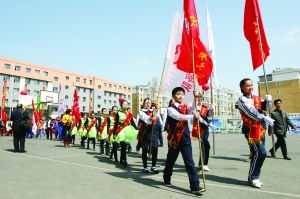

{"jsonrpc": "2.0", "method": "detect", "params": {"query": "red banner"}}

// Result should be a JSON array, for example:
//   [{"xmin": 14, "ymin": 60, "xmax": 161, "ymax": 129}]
[
  {"xmin": 176, "ymin": 0, "xmax": 213, "ymax": 86},
  {"xmin": 72, "ymin": 89, "xmax": 81, "ymax": 124},
  {"xmin": 244, "ymin": 0, "xmax": 270, "ymax": 70},
  {"xmin": 1, "ymin": 80, "xmax": 7, "ymax": 121}
]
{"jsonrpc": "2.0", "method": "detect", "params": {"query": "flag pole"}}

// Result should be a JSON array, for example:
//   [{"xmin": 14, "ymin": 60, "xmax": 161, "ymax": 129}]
[
  {"xmin": 192, "ymin": 39, "xmax": 206, "ymax": 190},
  {"xmin": 255, "ymin": 16, "xmax": 276, "ymax": 157},
  {"xmin": 209, "ymin": 78, "xmax": 216, "ymax": 154},
  {"xmin": 149, "ymin": 21, "xmax": 171, "ymax": 158}
]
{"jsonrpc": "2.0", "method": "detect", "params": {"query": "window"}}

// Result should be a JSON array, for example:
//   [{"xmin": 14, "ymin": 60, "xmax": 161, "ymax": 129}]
[
  {"xmin": 42, "ymin": 81, "xmax": 47, "ymax": 86},
  {"xmin": 44, "ymin": 71, "xmax": 48, "ymax": 76},
  {"xmin": 109, "ymin": 93, "xmax": 112, "ymax": 97},
  {"xmin": 14, "ymin": 77, "xmax": 20, "ymax": 83},
  {"xmin": 15, "ymin": 66, "xmax": 21, "ymax": 71},
  {"xmin": 97, "ymin": 104, "xmax": 101, "ymax": 108},
  {"xmin": 114, "ymin": 85, "xmax": 116, "ymax": 89},
  {"xmin": 89, "ymin": 80, "xmax": 93, "ymax": 85},
  {"xmin": 83, "ymin": 79, "xmax": 86, "ymax": 84},
  {"xmin": 25, "ymin": 68, "xmax": 31, "ymax": 73},
  {"xmin": 128, "ymin": 88, "xmax": 131, "ymax": 92},
  {"xmin": 3, "ymin": 75, "xmax": 10, "ymax": 80},
  {"xmin": 97, "ymin": 95, "xmax": 101, "ymax": 99},
  {"xmin": 104, "ymin": 100, "xmax": 106, "ymax": 104},
  {"xmin": 128, "ymin": 95, "xmax": 131, "ymax": 99},
  {"xmin": 83, "ymin": 97, "xmax": 86, "ymax": 102},
  {"xmin": 53, "ymin": 87, "xmax": 58, "ymax": 92},
  {"xmin": 13, "ymin": 88, "xmax": 19, "ymax": 94},
  {"xmin": 119, "ymin": 86, "xmax": 121, "ymax": 90},
  {"xmin": 113, "ymin": 101, "xmax": 116, "ymax": 105},
  {"xmin": 66, "ymin": 76, "xmax": 69, "ymax": 80},
  {"xmin": 82, "ymin": 106, "xmax": 86, "ymax": 112},
  {"xmin": 98, "ymin": 85, "xmax": 101, "ymax": 89},
  {"xmin": 4, "ymin": 64, "xmax": 11, "ymax": 69},
  {"xmin": 124, "ymin": 87, "xmax": 126, "ymax": 91},
  {"xmin": 276, "ymin": 90, "xmax": 281, "ymax": 94},
  {"xmin": 13, "ymin": 100, "xmax": 19, "ymax": 107},
  {"xmin": 109, "ymin": 84, "xmax": 112, "ymax": 88},
  {"xmin": 109, "ymin": 100, "xmax": 112, "ymax": 104},
  {"xmin": 35, "ymin": 69, "xmax": 40, "ymax": 74},
  {"xmin": 65, "ymin": 85, "xmax": 69, "ymax": 90},
  {"xmin": 65, "ymin": 95, "xmax": 69, "ymax": 99},
  {"xmin": 32, "ymin": 80, "xmax": 39, "ymax": 85},
  {"xmin": 54, "ymin": 77, "xmax": 59, "ymax": 81},
  {"xmin": 25, "ymin": 78, "xmax": 30, "ymax": 84},
  {"xmin": 114, "ymin": 93, "xmax": 117, "ymax": 97},
  {"xmin": 83, "ymin": 88, "xmax": 86, "ymax": 93},
  {"xmin": 76, "ymin": 77, "xmax": 80, "ymax": 83},
  {"xmin": 104, "ymin": 83, "xmax": 107, "ymax": 87}
]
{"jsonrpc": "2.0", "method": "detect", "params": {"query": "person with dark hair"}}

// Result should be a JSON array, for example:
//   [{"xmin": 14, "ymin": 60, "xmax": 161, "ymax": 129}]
[
  {"xmin": 70, "ymin": 115, "xmax": 78, "ymax": 145},
  {"xmin": 85, "ymin": 112, "xmax": 97, "ymax": 150},
  {"xmin": 78, "ymin": 113, "xmax": 88, "ymax": 147},
  {"xmin": 97, "ymin": 108, "xmax": 110, "ymax": 155},
  {"xmin": 192, "ymin": 93, "xmax": 213, "ymax": 171},
  {"xmin": 108, "ymin": 106, "xmax": 119, "ymax": 162},
  {"xmin": 269, "ymin": 99, "xmax": 296, "ymax": 160},
  {"xmin": 62, "ymin": 109, "xmax": 73, "ymax": 148},
  {"xmin": 236, "ymin": 78, "xmax": 274, "ymax": 188},
  {"xmin": 10, "ymin": 104, "xmax": 30, "ymax": 152},
  {"xmin": 137, "ymin": 98, "xmax": 162, "ymax": 174},
  {"xmin": 114, "ymin": 98, "xmax": 138, "ymax": 167},
  {"xmin": 163, "ymin": 87, "xmax": 204, "ymax": 194}
]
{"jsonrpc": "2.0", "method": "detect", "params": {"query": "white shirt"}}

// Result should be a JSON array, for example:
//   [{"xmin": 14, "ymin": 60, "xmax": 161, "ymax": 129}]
[
  {"xmin": 237, "ymin": 95, "xmax": 265, "ymax": 121},
  {"xmin": 138, "ymin": 108, "xmax": 163, "ymax": 125},
  {"xmin": 167, "ymin": 102, "xmax": 194, "ymax": 121}
]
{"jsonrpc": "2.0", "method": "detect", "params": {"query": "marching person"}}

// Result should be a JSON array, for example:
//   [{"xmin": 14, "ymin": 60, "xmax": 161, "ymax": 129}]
[
  {"xmin": 61, "ymin": 109, "xmax": 73, "ymax": 148},
  {"xmin": 78, "ymin": 113, "xmax": 88, "ymax": 148},
  {"xmin": 137, "ymin": 98, "xmax": 162, "ymax": 174},
  {"xmin": 114, "ymin": 98, "xmax": 138, "ymax": 167},
  {"xmin": 269, "ymin": 99, "xmax": 296, "ymax": 160},
  {"xmin": 163, "ymin": 87, "xmax": 204, "ymax": 194},
  {"xmin": 85, "ymin": 112, "xmax": 97, "ymax": 151},
  {"xmin": 70, "ymin": 115, "xmax": 78, "ymax": 145},
  {"xmin": 97, "ymin": 108, "xmax": 110, "ymax": 155},
  {"xmin": 108, "ymin": 106, "xmax": 119, "ymax": 162},
  {"xmin": 236, "ymin": 78, "xmax": 274, "ymax": 188},
  {"xmin": 10, "ymin": 104, "xmax": 30, "ymax": 152},
  {"xmin": 192, "ymin": 93, "xmax": 213, "ymax": 171}
]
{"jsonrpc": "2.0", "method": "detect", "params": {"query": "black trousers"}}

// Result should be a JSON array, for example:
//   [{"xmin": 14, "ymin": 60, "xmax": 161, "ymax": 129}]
[
  {"xmin": 142, "ymin": 147, "xmax": 158, "ymax": 168},
  {"xmin": 71, "ymin": 134, "xmax": 75, "ymax": 144},
  {"xmin": 110, "ymin": 142, "xmax": 119, "ymax": 161},
  {"xmin": 13, "ymin": 133, "xmax": 26, "ymax": 152},
  {"xmin": 158, "ymin": 132, "xmax": 163, "ymax": 146},
  {"xmin": 87, "ymin": 138, "xmax": 96, "ymax": 150},
  {"xmin": 270, "ymin": 134, "xmax": 288, "ymax": 157},
  {"xmin": 46, "ymin": 128, "xmax": 53, "ymax": 140},
  {"xmin": 81, "ymin": 136, "xmax": 87, "ymax": 147},
  {"xmin": 120, "ymin": 141, "xmax": 127, "ymax": 161},
  {"xmin": 100, "ymin": 139, "xmax": 110, "ymax": 154},
  {"xmin": 199, "ymin": 135, "xmax": 210, "ymax": 166},
  {"xmin": 163, "ymin": 141, "xmax": 200, "ymax": 191}
]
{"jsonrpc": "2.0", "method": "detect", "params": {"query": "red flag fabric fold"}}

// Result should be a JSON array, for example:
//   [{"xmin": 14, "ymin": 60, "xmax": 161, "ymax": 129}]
[
  {"xmin": 244, "ymin": 0, "xmax": 270, "ymax": 70},
  {"xmin": 176, "ymin": 0, "xmax": 213, "ymax": 86},
  {"xmin": 72, "ymin": 89, "xmax": 80, "ymax": 124}
]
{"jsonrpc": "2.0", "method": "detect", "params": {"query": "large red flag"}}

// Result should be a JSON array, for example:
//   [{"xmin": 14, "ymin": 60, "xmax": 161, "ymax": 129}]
[
  {"xmin": 32, "ymin": 100, "xmax": 40, "ymax": 124},
  {"xmin": 244, "ymin": 0, "xmax": 270, "ymax": 70},
  {"xmin": 72, "ymin": 89, "xmax": 80, "ymax": 124},
  {"xmin": 176, "ymin": 0, "xmax": 213, "ymax": 86}
]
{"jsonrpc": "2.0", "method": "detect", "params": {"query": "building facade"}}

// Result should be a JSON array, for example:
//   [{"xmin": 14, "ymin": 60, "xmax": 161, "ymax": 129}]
[
  {"xmin": 258, "ymin": 68, "xmax": 300, "ymax": 113},
  {"xmin": 0, "ymin": 56, "xmax": 132, "ymax": 117}
]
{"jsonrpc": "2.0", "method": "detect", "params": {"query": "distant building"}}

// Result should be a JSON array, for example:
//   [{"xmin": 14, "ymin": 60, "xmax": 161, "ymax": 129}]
[
  {"xmin": 0, "ymin": 56, "xmax": 132, "ymax": 117},
  {"xmin": 258, "ymin": 68, "xmax": 300, "ymax": 113}
]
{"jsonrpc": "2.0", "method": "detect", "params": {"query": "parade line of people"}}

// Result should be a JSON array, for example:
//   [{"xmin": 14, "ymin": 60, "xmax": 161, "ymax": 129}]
[{"xmin": 2, "ymin": 83, "xmax": 296, "ymax": 195}]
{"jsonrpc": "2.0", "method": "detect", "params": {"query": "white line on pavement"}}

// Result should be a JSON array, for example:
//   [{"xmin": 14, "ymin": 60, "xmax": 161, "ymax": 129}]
[{"xmin": 1, "ymin": 150, "xmax": 300, "ymax": 198}]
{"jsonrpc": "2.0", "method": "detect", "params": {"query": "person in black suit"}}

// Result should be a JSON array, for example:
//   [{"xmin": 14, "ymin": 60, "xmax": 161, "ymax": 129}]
[
  {"xmin": 269, "ymin": 99, "xmax": 296, "ymax": 160},
  {"xmin": 10, "ymin": 104, "xmax": 30, "ymax": 152}
]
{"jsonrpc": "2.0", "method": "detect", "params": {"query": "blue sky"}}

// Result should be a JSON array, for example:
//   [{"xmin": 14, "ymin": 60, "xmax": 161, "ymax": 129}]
[{"xmin": 0, "ymin": 0, "xmax": 299, "ymax": 92}]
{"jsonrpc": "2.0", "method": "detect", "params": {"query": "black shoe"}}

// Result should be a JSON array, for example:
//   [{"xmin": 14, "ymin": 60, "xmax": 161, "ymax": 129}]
[
  {"xmin": 191, "ymin": 187, "xmax": 205, "ymax": 194},
  {"xmin": 269, "ymin": 149, "xmax": 275, "ymax": 157},
  {"xmin": 19, "ymin": 150, "xmax": 27, "ymax": 153},
  {"xmin": 115, "ymin": 159, "xmax": 119, "ymax": 163},
  {"xmin": 151, "ymin": 167, "xmax": 159, "ymax": 174},
  {"xmin": 143, "ymin": 168, "xmax": 149, "ymax": 173},
  {"xmin": 284, "ymin": 156, "xmax": 292, "ymax": 160},
  {"xmin": 163, "ymin": 180, "xmax": 171, "ymax": 186},
  {"xmin": 13, "ymin": 149, "xmax": 20, "ymax": 153},
  {"xmin": 120, "ymin": 160, "xmax": 127, "ymax": 167}
]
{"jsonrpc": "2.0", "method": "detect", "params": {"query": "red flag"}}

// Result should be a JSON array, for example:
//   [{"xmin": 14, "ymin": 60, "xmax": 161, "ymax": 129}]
[
  {"xmin": 176, "ymin": 0, "xmax": 213, "ymax": 86},
  {"xmin": 1, "ymin": 109, "xmax": 7, "ymax": 121},
  {"xmin": 72, "ymin": 89, "xmax": 80, "ymax": 124},
  {"xmin": 244, "ymin": 0, "xmax": 270, "ymax": 70},
  {"xmin": 32, "ymin": 100, "xmax": 40, "ymax": 124}
]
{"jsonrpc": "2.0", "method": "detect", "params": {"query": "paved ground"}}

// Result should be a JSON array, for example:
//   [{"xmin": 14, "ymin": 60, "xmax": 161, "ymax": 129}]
[{"xmin": 0, "ymin": 133, "xmax": 299, "ymax": 199}]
